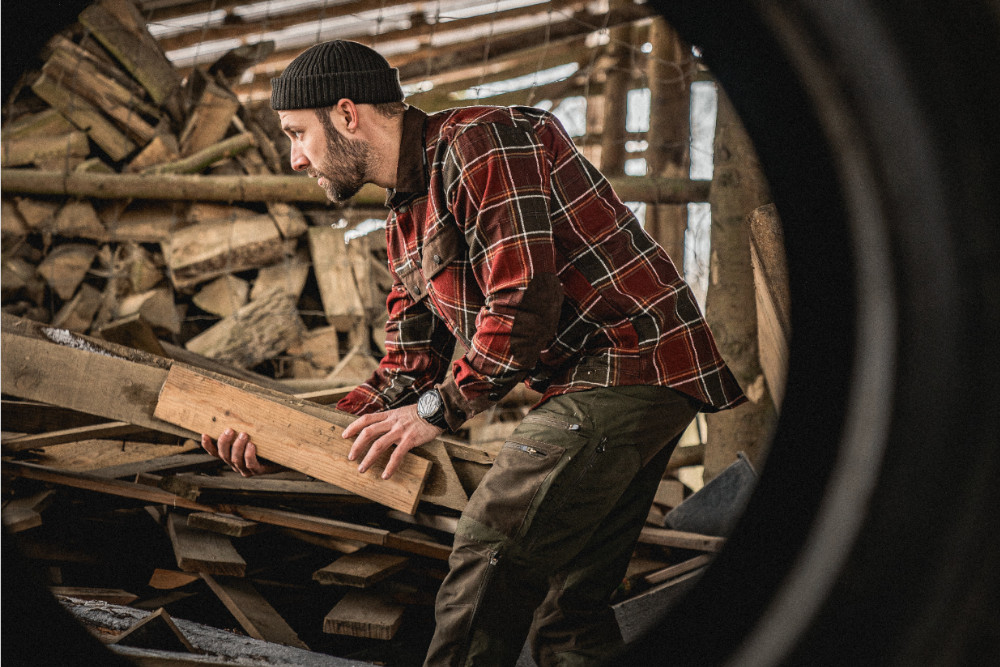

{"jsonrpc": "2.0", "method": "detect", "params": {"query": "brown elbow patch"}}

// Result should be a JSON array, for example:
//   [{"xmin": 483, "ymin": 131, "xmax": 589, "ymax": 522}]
[{"xmin": 509, "ymin": 273, "xmax": 563, "ymax": 365}]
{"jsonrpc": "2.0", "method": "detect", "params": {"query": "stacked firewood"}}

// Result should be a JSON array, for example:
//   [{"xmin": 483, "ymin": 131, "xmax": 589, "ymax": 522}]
[{"xmin": 1, "ymin": 0, "xmax": 391, "ymax": 388}]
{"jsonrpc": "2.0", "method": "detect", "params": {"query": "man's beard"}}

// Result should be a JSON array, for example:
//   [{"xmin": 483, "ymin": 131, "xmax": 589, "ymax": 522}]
[{"xmin": 313, "ymin": 126, "xmax": 373, "ymax": 203}]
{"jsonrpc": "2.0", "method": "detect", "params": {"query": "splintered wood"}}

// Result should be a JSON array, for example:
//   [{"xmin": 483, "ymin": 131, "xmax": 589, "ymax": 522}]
[{"xmin": 154, "ymin": 364, "xmax": 431, "ymax": 514}]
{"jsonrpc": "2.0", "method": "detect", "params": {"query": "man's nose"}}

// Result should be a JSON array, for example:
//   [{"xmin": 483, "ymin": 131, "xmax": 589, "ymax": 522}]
[{"xmin": 290, "ymin": 144, "xmax": 309, "ymax": 171}]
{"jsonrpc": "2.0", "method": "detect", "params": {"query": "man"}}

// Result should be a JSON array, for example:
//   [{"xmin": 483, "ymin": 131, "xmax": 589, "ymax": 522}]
[{"xmin": 204, "ymin": 40, "xmax": 746, "ymax": 666}]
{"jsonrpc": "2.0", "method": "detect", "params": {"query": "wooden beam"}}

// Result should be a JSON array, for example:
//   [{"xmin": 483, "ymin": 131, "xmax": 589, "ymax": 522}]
[
  {"xmin": 312, "ymin": 552, "xmax": 409, "ymax": 588},
  {"xmin": 157, "ymin": 473, "xmax": 361, "ymax": 505},
  {"xmin": 5, "ymin": 461, "xmax": 211, "ymax": 511},
  {"xmin": 200, "ymin": 573, "xmax": 309, "ymax": 649},
  {"xmin": 638, "ymin": 526, "xmax": 726, "ymax": 553},
  {"xmin": 153, "ymin": 364, "xmax": 431, "ymax": 514},
  {"xmin": 1, "ymin": 422, "xmax": 147, "ymax": 452},
  {"xmin": 2, "ymin": 169, "xmax": 708, "ymax": 204},
  {"xmin": 0, "ymin": 327, "xmax": 193, "ymax": 440},
  {"xmin": 0, "ymin": 169, "xmax": 385, "ymax": 205},
  {"xmin": 749, "ymin": 203, "xmax": 790, "ymax": 409}
]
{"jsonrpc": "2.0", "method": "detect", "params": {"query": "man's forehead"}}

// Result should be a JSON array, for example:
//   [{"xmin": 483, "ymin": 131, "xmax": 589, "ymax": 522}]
[{"xmin": 277, "ymin": 108, "xmax": 314, "ymax": 127}]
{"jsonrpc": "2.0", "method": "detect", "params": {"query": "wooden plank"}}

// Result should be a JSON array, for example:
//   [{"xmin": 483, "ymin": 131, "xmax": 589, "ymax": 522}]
[
  {"xmin": 412, "ymin": 440, "xmax": 469, "ymax": 512},
  {"xmin": 201, "ymin": 574, "xmax": 309, "ymax": 649},
  {"xmin": 282, "ymin": 528, "xmax": 368, "ymax": 554},
  {"xmin": 154, "ymin": 365, "xmax": 431, "ymax": 514},
  {"xmin": 2, "ymin": 490, "xmax": 54, "ymax": 533},
  {"xmin": 385, "ymin": 528, "xmax": 453, "ymax": 561},
  {"xmin": 1, "ymin": 421, "xmax": 146, "ymax": 452},
  {"xmin": 157, "ymin": 473, "xmax": 362, "ymax": 505},
  {"xmin": 311, "ymin": 401, "xmax": 469, "ymax": 511},
  {"xmin": 2, "ymin": 506, "xmax": 42, "ymax": 533},
  {"xmin": 148, "ymin": 569, "xmax": 200, "ymax": 590},
  {"xmin": 6, "ymin": 461, "xmax": 210, "ymax": 512},
  {"xmin": 642, "ymin": 554, "xmax": 713, "ymax": 586},
  {"xmin": 638, "ymin": 526, "xmax": 726, "ymax": 553},
  {"xmin": 187, "ymin": 512, "xmax": 259, "ymax": 538},
  {"xmin": 653, "ymin": 478, "xmax": 687, "ymax": 509},
  {"xmin": 323, "ymin": 590, "xmax": 405, "ymax": 639},
  {"xmin": 232, "ymin": 506, "xmax": 389, "ymax": 546},
  {"xmin": 312, "ymin": 552, "xmax": 409, "ymax": 588},
  {"xmin": 166, "ymin": 512, "xmax": 246, "ymax": 576},
  {"xmin": 88, "ymin": 452, "xmax": 217, "ymax": 480},
  {"xmin": 386, "ymin": 510, "xmax": 459, "ymax": 535},
  {"xmin": 749, "ymin": 203, "xmax": 790, "ymax": 409},
  {"xmin": 0, "ymin": 328, "xmax": 193, "ymax": 439},
  {"xmin": 50, "ymin": 586, "xmax": 138, "ymax": 605}
]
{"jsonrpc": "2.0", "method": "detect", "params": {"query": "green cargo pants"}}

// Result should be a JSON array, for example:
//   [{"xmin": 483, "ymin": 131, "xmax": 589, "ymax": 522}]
[{"xmin": 423, "ymin": 385, "xmax": 701, "ymax": 667}]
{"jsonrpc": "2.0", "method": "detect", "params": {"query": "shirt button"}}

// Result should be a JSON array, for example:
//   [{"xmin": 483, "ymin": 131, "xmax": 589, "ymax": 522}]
[
  {"xmin": 414, "ymin": 285, "xmax": 421, "ymax": 294},
  {"xmin": 489, "ymin": 392, "xmax": 500, "ymax": 401},
  {"xmin": 399, "ymin": 205, "xmax": 409, "ymax": 213},
  {"xmin": 433, "ymin": 254, "xmax": 442, "ymax": 264}
]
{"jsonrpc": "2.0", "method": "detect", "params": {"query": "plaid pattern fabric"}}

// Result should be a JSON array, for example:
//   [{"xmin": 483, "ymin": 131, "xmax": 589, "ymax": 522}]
[{"xmin": 337, "ymin": 106, "xmax": 745, "ymax": 428}]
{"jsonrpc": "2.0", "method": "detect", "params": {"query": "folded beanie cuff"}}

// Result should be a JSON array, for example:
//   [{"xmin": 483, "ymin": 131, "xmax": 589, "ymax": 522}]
[{"xmin": 270, "ymin": 41, "xmax": 404, "ymax": 110}]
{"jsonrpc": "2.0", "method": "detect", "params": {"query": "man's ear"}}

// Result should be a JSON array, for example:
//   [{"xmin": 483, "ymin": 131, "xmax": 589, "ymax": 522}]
[{"xmin": 334, "ymin": 98, "xmax": 360, "ymax": 133}]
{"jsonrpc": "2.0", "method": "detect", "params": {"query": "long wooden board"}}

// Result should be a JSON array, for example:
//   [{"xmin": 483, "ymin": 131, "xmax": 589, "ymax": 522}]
[
  {"xmin": 154, "ymin": 365, "xmax": 430, "ymax": 514},
  {"xmin": 166, "ymin": 512, "xmax": 246, "ymax": 576},
  {"xmin": 200, "ymin": 574, "xmax": 309, "ymax": 650},
  {"xmin": 323, "ymin": 590, "xmax": 405, "ymax": 639}
]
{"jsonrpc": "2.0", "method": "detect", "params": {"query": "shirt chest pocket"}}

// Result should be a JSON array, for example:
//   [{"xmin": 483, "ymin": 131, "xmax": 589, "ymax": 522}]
[
  {"xmin": 395, "ymin": 224, "xmax": 465, "ymax": 304},
  {"xmin": 421, "ymin": 223, "xmax": 464, "ymax": 280}
]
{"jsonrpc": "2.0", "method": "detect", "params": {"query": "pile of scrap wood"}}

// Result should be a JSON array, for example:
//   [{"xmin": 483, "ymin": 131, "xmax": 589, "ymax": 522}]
[
  {"xmin": 2, "ymin": 314, "xmax": 721, "ymax": 662},
  {"xmin": 0, "ymin": 2, "xmax": 724, "ymax": 661},
  {"xmin": 1, "ymin": 0, "xmax": 391, "ymax": 388}
]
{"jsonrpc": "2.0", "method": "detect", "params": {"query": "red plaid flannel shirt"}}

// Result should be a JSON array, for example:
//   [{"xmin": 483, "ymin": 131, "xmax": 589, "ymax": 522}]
[{"xmin": 337, "ymin": 106, "xmax": 745, "ymax": 429}]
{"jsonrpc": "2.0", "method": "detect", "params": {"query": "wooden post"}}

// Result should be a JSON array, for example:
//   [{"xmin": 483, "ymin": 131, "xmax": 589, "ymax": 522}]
[
  {"xmin": 645, "ymin": 18, "xmax": 694, "ymax": 268},
  {"xmin": 599, "ymin": 0, "xmax": 634, "ymax": 176},
  {"xmin": 704, "ymin": 89, "xmax": 776, "ymax": 480}
]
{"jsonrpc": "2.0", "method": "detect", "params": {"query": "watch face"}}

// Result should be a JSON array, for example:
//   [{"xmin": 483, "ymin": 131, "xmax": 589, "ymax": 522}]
[{"xmin": 418, "ymin": 390, "xmax": 442, "ymax": 418}]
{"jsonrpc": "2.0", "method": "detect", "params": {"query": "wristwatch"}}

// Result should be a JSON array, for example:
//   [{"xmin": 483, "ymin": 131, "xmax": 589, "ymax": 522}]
[{"xmin": 417, "ymin": 388, "xmax": 449, "ymax": 429}]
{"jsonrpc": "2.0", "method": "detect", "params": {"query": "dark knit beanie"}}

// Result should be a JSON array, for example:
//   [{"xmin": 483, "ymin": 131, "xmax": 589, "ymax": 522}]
[{"xmin": 270, "ymin": 40, "xmax": 403, "ymax": 110}]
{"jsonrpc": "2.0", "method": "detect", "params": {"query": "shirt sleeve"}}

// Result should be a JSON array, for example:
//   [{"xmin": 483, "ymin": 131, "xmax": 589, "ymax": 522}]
[
  {"xmin": 336, "ymin": 272, "xmax": 455, "ymax": 416},
  {"xmin": 434, "ymin": 120, "xmax": 565, "ymax": 429}
]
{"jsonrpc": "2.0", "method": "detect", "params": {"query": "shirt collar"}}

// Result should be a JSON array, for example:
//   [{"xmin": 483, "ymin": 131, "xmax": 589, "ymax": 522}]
[{"xmin": 387, "ymin": 105, "xmax": 429, "ymax": 208}]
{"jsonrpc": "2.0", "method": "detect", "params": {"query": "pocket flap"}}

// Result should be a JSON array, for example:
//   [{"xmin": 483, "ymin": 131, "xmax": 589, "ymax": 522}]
[{"xmin": 422, "ymin": 224, "xmax": 464, "ymax": 279}]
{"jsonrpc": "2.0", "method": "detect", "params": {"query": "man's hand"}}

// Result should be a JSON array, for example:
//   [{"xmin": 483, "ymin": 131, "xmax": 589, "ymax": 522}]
[
  {"xmin": 201, "ymin": 428, "xmax": 284, "ymax": 477},
  {"xmin": 342, "ymin": 404, "xmax": 444, "ymax": 480}
]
